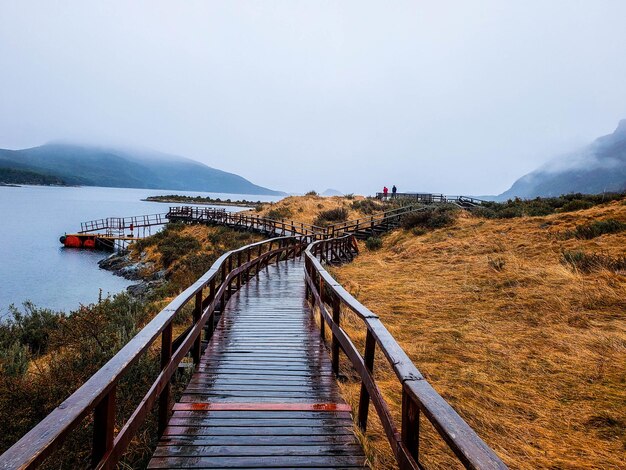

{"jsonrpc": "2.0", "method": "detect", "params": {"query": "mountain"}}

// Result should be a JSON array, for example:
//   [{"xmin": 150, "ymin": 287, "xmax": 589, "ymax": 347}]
[
  {"xmin": 0, "ymin": 143, "xmax": 285, "ymax": 195},
  {"xmin": 499, "ymin": 120, "xmax": 626, "ymax": 199},
  {"xmin": 321, "ymin": 188, "xmax": 343, "ymax": 196}
]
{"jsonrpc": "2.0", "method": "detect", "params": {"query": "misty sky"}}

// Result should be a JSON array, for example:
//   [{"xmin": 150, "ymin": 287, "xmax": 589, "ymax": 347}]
[{"xmin": 1, "ymin": 1, "xmax": 625, "ymax": 195}]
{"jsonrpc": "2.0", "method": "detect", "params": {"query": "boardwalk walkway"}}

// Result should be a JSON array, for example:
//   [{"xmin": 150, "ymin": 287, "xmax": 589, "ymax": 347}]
[{"xmin": 148, "ymin": 258, "xmax": 368, "ymax": 469}]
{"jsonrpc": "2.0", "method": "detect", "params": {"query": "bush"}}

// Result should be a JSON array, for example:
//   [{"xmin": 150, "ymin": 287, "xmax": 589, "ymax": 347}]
[
  {"xmin": 345, "ymin": 193, "xmax": 355, "ymax": 200},
  {"xmin": 171, "ymin": 252, "xmax": 216, "ymax": 288},
  {"xmin": 0, "ymin": 302, "xmax": 62, "ymax": 355},
  {"xmin": 365, "ymin": 237, "xmax": 383, "ymax": 251},
  {"xmin": 562, "ymin": 219, "xmax": 626, "ymax": 240},
  {"xmin": 560, "ymin": 199, "xmax": 594, "ymax": 212},
  {"xmin": 401, "ymin": 206, "xmax": 458, "ymax": 230},
  {"xmin": 158, "ymin": 234, "xmax": 201, "ymax": 268},
  {"xmin": 266, "ymin": 207, "xmax": 293, "ymax": 220},
  {"xmin": 561, "ymin": 251, "xmax": 626, "ymax": 273},
  {"xmin": 351, "ymin": 199, "xmax": 384, "ymax": 215},
  {"xmin": 305, "ymin": 190, "xmax": 318, "ymax": 196},
  {"xmin": 0, "ymin": 342, "xmax": 29, "ymax": 378},
  {"xmin": 314, "ymin": 208, "xmax": 349, "ymax": 227}
]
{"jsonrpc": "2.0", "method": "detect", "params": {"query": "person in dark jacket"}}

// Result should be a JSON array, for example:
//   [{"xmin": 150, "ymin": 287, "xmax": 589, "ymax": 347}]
[{"xmin": 392, "ymin": 185, "xmax": 397, "ymax": 198}]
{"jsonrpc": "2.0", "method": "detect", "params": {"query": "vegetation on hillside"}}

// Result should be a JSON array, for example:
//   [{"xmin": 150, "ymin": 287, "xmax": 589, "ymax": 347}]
[
  {"xmin": 251, "ymin": 194, "xmax": 381, "ymax": 226},
  {"xmin": 331, "ymin": 196, "xmax": 626, "ymax": 469},
  {"xmin": 0, "ymin": 223, "xmax": 263, "ymax": 468},
  {"xmin": 0, "ymin": 168, "xmax": 68, "ymax": 186},
  {"xmin": 475, "ymin": 192, "xmax": 625, "ymax": 218}
]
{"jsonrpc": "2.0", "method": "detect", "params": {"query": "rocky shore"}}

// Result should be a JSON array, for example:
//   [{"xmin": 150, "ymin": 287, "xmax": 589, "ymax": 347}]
[{"xmin": 98, "ymin": 250, "xmax": 167, "ymax": 298}]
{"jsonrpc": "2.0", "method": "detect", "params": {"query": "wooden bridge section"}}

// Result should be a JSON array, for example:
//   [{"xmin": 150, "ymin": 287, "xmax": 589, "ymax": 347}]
[{"xmin": 149, "ymin": 258, "xmax": 367, "ymax": 469}]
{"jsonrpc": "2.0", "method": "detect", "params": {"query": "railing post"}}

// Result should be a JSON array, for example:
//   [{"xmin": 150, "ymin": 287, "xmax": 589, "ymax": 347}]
[
  {"xmin": 401, "ymin": 387, "xmax": 420, "ymax": 466},
  {"xmin": 92, "ymin": 385, "xmax": 116, "ymax": 467},
  {"xmin": 304, "ymin": 257, "xmax": 311, "ymax": 302},
  {"xmin": 226, "ymin": 256, "xmax": 233, "ymax": 300},
  {"xmin": 319, "ymin": 276, "xmax": 326, "ymax": 340},
  {"xmin": 207, "ymin": 278, "xmax": 216, "ymax": 339},
  {"xmin": 236, "ymin": 251, "xmax": 242, "ymax": 289},
  {"xmin": 192, "ymin": 290, "xmax": 202, "ymax": 365},
  {"xmin": 358, "ymin": 329, "xmax": 375, "ymax": 431},
  {"xmin": 246, "ymin": 248, "xmax": 251, "ymax": 282},
  {"xmin": 331, "ymin": 294, "xmax": 341, "ymax": 376},
  {"xmin": 158, "ymin": 323, "xmax": 172, "ymax": 436}
]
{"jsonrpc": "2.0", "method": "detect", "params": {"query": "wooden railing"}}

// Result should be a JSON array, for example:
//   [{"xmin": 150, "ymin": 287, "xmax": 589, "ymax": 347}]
[
  {"xmin": 79, "ymin": 212, "xmax": 178, "ymax": 235},
  {"xmin": 167, "ymin": 206, "xmax": 325, "ymax": 239},
  {"xmin": 0, "ymin": 236, "xmax": 308, "ymax": 470},
  {"xmin": 304, "ymin": 235, "xmax": 507, "ymax": 469},
  {"xmin": 374, "ymin": 193, "xmax": 485, "ymax": 206},
  {"xmin": 327, "ymin": 204, "xmax": 427, "ymax": 238}
]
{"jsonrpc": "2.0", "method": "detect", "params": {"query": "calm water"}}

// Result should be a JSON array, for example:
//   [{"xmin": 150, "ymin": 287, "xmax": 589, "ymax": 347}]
[{"xmin": 0, "ymin": 185, "xmax": 281, "ymax": 317}]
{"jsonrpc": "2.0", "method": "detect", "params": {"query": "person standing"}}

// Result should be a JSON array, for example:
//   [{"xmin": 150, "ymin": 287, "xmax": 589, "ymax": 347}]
[
  {"xmin": 392, "ymin": 185, "xmax": 397, "ymax": 198},
  {"xmin": 383, "ymin": 186, "xmax": 388, "ymax": 199}
]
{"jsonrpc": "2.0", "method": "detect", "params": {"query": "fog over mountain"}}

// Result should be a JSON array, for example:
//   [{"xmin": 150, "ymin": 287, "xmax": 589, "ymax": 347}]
[
  {"xmin": 499, "ymin": 120, "xmax": 626, "ymax": 199},
  {"xmin": 0, "ymin": 143, "xmax": 284, "ymax": 195}
]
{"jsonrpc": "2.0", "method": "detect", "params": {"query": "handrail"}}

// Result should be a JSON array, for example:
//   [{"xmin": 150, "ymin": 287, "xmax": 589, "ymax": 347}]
[
  {"xmin": 328, "ymin": 204, "xmax": 428, "ymax": 238},
  {"xmin": 304, "ymin": 235, "xmax": 507, "ymax": 470},
  {"xmin": 167, "ymin": 206, "xmax": 327, "ymax": 239},
  {"xmin": 0, "ymin": 235, "xmax": 308, "ymax": 470}
]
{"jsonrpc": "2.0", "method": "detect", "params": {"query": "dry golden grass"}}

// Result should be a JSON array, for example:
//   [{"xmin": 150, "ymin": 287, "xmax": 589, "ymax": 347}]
[
  {"xmin": 329, "ymin": 200, "xmax": 626, "ymax": 469},
  {"xmin": 249, "ymin": 194, "xmax": 370, "ymax": 225}
]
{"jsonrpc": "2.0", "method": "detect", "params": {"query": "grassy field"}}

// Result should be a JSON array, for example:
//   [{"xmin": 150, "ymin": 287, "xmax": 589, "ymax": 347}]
[{"xmin": 330, "ymin": 199, "xmax": 626, "ymax": 469}]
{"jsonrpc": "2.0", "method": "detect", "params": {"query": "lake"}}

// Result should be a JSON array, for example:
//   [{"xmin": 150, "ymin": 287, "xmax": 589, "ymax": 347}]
[{"xmin": 0, "ymin": 185, "xmax": 281, "ymax": 318}]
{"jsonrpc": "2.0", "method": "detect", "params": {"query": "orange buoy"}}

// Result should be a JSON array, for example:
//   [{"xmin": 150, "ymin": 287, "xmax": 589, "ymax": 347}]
[
  {"xmin": 64, "ymin": 235, "xmax": 82, "ymax": 248},
  {"xmin": 83, "ymin": 238, "xmax": 96, "ymax": 248}
]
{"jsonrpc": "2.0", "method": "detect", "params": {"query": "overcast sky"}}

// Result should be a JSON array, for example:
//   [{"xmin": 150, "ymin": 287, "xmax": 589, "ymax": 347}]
[{"xmin": 1, "ymin": 1, "xmax": 625, "ymax": 195}]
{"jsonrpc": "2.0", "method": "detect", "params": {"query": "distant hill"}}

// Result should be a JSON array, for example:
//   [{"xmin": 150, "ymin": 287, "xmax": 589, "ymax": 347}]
[
  {"xmin": 0, "ymin": 143, "xmax": 285, "ymax": 195},
  {"xmin": 321, "ymin": 188, "xmax": 343, "ymax": 196},
  {"xmin": 499, "ymin": 119, "xmax": 626, "ymax": 199}
]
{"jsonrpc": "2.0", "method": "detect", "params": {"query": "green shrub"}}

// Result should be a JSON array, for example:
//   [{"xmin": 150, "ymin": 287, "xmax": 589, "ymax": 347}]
[
  {"xmin": 562, "ymin": 219, "xmax": 626, "ymax": 240},
  {"xmin": 135, "ymin": 222, "xmax": 185, "ymax": 251},
  {"xmin": 305, "ymin": 190, "xmax": 318, "ymax": 196},
  {"xmin": 475, "ymin": 192, "xmax": 626, "ymax": 219},
  {"xmin": 0, "ymin": 342, "xmax": 29, "ymax": 378},
  {"xmin": 158, "ymin": 234, "xmax": 201, "ymax": 268},
  {"xmin": 365, "ymin": 237, "xmax": 383, "ymax": 250},
  {"xmin": 266, "ymin": 207, "xmax": 293, "ymax": 220},
  {"xmin": 0, "ymin": 303, "xmax": 62, "ymax": 354},
  {"xmin": 345, "ymin": 193, "xmax": 355, "ymax": 200},
  {"xmin": 401, "ymin": 206, "xmax": 458, "ymax": 230},
  {"xmin": 560, "ymin": 199, "xmax": 594, "ymax": 212},
  {"xmin": 351, "ymin": 199, "xmax": 384, "ymax": 215},
  {"xmin": 314, "ymin": 207, "xmax": 349, "ymax": 226}
]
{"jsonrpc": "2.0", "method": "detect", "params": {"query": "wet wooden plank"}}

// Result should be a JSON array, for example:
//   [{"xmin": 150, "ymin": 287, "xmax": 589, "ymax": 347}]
[{"xmin": 148, "ymin": 455, "xmax": 368, "ymax": 468}]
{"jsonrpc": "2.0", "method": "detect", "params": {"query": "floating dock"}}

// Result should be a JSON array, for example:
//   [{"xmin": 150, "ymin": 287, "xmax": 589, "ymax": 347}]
[{"xmin": 59, "ymin": 233, "xmax": 139, "ymax": 251}]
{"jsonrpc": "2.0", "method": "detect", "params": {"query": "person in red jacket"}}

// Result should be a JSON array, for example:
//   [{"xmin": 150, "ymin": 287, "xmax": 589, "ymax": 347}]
[{"xmin": 383, "ymin": 186, "xmax": 388, "ymax": 199}]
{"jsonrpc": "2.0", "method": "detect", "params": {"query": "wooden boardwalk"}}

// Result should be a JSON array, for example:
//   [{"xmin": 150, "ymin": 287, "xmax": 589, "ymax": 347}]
[{"xmin": 148, "ymin": 258, "xmax": 368, "ymax": 469}]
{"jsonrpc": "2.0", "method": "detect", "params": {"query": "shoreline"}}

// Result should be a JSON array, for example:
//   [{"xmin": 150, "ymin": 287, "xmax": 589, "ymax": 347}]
[{"xmin": 142, "ymin": 195, "xmax": 261, "ymax": 208}]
